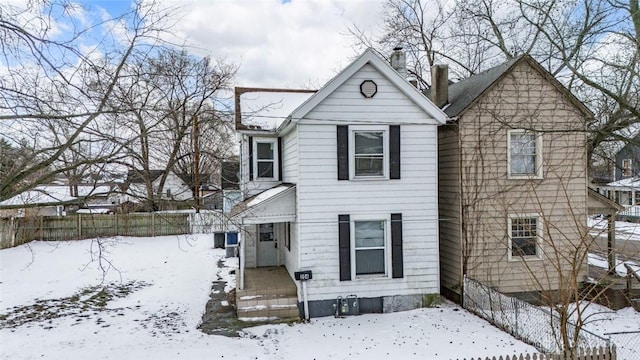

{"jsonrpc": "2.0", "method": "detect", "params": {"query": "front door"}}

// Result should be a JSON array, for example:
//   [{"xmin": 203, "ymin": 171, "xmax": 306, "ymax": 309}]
[{"xmin": 257, "ymin": 223, "xmax": 278, "ymax": 267}]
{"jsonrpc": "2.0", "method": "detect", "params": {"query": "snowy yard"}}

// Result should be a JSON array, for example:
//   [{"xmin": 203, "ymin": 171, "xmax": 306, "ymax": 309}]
[
  {"xmin": 589, "ymin": 216, "xmax": 640, "ymax": 243},
  {"xmin": 0, "ymin": 235, "xmax": 544, "ymax": 360}
]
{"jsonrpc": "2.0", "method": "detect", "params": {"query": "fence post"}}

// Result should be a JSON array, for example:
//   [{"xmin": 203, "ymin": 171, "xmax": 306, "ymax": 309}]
[
  {"xmin": 40, "ymin": 216, "xmax": 43, "ymax": 241},
  {"xmin": 78, "ymin": 213, "xmax": 82, "ymax": 238},
  {"xmin": 515, "ymin": 299, "xmax": 519, "ymax": 339},
  {"xmin": 10, "ymin": 217, "xmax": 15, "ymax": 248},
  {"xmin": 151, "ymin": 212, "xmax": 155, "ymax": 237}
]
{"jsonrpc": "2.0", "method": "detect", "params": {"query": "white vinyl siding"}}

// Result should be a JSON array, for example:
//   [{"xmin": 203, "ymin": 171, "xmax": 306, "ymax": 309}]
[
  {"xmin": 282, "ymin": 129, "xmax": 299, "ymax": 183},
  {"xmin": 295, "ymin": 65, "xmax": 440, "ymax": 301}
]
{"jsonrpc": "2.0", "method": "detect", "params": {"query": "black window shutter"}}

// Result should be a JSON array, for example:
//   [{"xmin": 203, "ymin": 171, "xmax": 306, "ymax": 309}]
[
  {"xmin": 248, "ymin": 136, "xmax": 253, "ymax": 181},
  {"xmin": 277, "ymin": 137, "xmax": 283, "ymax": 181},
  {"xmin": 391, "ymin": 213, "xmax": 403, "ymax": 278},
  {"xmin": 338, "ymin": 214, "xmax": 351, "ymax": 281},
  {"xmin": 389, "ymin": 125, "xmax": 401, "ymax": 179},
  {"xmin": 337, "ymin": 125, "xmax": 349, "ymax": 180}
]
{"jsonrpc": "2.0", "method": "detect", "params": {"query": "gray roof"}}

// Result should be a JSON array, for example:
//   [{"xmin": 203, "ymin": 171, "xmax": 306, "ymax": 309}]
[{"xmin": 442, "ymin": 56, "xmax": 522, "ymax": 117}]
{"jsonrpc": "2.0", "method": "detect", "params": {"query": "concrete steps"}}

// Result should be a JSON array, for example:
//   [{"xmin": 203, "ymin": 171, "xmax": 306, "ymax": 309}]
[
  {"xmin": 236, "ymin": 292, "xmax": 299, "ymax": 319},
  {"xmin": 236, "ymin": 267, "xmax": 300, "ymax": 319}
]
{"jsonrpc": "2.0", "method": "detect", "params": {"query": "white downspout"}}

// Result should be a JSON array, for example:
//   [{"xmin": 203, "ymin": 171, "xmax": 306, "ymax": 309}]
[
  {"xmin": 302, "ymin": 280, "xmax": 310, "ymax": 321},
  {"xmin": 239, "ymin": 228, "xmax": 245, "ymax": 290}
]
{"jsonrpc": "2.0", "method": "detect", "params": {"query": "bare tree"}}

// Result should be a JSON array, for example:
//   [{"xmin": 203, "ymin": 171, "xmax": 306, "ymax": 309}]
[
  {"xmin": 107, "ymin": 49, "xmax": 236, "ymax": 211},
  {"xmin": 352, "ymin": 0, "xmax": 639, "ymax": 160},
  {"xmin": 0, "ymin": 0, "xmax": 181, "ymax": 204}
]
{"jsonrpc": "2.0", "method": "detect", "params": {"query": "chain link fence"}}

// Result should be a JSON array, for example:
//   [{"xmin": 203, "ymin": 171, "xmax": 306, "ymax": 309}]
[
  {"xmin": 606, "ymin": 331, "xmax": 640, "ymax": 360},
  {"xmin": 463, "ymin": 276, "xmax": 611, "ymax": 354}
]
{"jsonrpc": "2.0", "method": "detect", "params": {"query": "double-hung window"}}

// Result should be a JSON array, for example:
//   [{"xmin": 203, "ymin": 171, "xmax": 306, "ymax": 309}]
[
  {"xmin": 254, "ymin": 139, "xmax": 278, "ymax": 180},
  {"xmin": 508, "ymin": 130, "xmax": 542, "ymax": 178},
  {"xmin": 508, "ymin": 216, "xmax": 542, "ymax": 260},
  {"xmin": 351, "ymin": 126, "xmax": 388, "ymax": 179},
  {"xmin": 354, "ymin": 220, "xmax": 387, "ymax": 276}
]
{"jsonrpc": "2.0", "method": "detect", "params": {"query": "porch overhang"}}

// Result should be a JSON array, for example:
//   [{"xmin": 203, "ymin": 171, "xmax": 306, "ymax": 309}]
[
  {"xmin": 231, "ymin": 183, "xmax": 296, "ymax": 225},
  {"xmin": 588, "ymin": 188, "xmax": 624, "ymax": 215}
]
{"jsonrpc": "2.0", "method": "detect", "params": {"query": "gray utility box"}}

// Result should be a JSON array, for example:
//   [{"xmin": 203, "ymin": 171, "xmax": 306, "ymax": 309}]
[
  {"xmin": 214, "ymin": 233, "xmax": 225, "ymax": 248},
  {"xmin": 336, "ymin": 295, "xmax": 359, "ymax": 316}
]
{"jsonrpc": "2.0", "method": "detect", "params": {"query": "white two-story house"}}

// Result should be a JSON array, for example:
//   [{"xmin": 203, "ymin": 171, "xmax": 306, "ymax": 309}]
[{"xmin": 232, "ymin": 48, "xmax": 446, "ymax": 319}]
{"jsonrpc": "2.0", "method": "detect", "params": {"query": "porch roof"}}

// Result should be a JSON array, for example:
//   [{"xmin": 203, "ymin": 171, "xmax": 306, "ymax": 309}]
[
  {"xmin": 231, "ymin": 183, "xmax": 296, "ymax": 224},
  {"xmin": 588, "ymin": 188, "xmax": 624, "ymax": 215},
  {"xmin": 603, "ymin": 177, "xmax": 640, "ymax": 189}
]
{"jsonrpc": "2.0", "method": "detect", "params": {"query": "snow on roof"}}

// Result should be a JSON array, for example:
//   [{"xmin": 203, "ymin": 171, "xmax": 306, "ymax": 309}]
[
  {"xmin": 247, "ymin": 185, "xmax": 292, "ymax": 207},
  {"xmin": 0, "ymin": 189, "xmax": 76, "ymax": 206},
  {"xmin": 240, "ymin": 90, "xmax": 315, "ymax": 131},
  {"xmin": 76, "ymin": 208, "xmax": 113, "ymax": 214},
  {"xmin": 605, "ymin": 177, "xmax": 640, "ymax": 188},
  {"xmin": 0, "ymin": 185, "xmax": 111, "ymax": 207}
]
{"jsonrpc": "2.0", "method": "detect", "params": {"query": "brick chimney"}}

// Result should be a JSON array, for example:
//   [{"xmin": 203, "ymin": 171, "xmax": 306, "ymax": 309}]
[
  {"xmin": 390, "ymin": 46, "xmax": 407, "ymax": 78},
  {"xmin": 430, "ymin": 64, "xmax": 448, "ymax": 108}
]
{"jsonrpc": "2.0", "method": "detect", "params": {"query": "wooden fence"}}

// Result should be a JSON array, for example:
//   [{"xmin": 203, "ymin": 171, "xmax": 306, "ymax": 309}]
[
  {"xmin": 0, "ymin": 213, "xmax": 190, "ymax": 249},
  {"xmin": 459, "ymin": 345, "xmax": 616, "ymax": 360}
]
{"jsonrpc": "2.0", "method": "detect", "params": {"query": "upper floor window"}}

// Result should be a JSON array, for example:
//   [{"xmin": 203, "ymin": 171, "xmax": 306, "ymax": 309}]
[
  {"xmin": 350, "ymin": 126, "xmax": 388, "ymax": 179},
  {"xmin": 355, "ymin": 131, "xmax": 384, "ymax": 176},
  {"xmin": 622, "ymin": 159, "xmax": 632, "ymax": 177},
  {"xmin": 508, "ymin": 130, "xmax": 542, "ymax": 178},
  {"xmin": 508, "ymin": 215, "xmax": 542, "ymax": 260},
  {"xmin": 253, "ymin": 139, "xmax": 278, "ymax": 180}
]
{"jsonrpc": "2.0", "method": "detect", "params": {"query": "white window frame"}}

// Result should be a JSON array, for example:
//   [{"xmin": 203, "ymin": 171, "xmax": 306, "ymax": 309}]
[
  {"xmin": 349, "ymin": 125, "xmax": 389, "ymax": 180},
  {"xmin": 507, "ymin": 129, "xmax": 543, "ymax": 179},
  {"xmin": 622, "ymin": 158, "xmax": 632, "ymax": 177},
  {"xmin": 253, "ymin": 138, "xmax": 278, "ymax": 181},
  {"xmin": 350, "ymin": 213, "xmax": 391, "ymax": 279},
  {"xmin": 507, "ymin": 214, "xmax": 543, "ymax": 261}
]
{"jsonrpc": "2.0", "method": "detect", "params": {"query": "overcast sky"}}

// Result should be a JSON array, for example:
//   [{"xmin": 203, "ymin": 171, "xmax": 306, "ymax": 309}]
[{"xmin": 86, "ymin": 0, "xmax": 387, "ymax": 89}]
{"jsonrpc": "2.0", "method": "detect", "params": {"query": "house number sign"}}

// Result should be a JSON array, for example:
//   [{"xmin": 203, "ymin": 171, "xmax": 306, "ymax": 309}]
[{"xmin": 294, "ymin": 270, "xmax": 313, "ymax": 281}]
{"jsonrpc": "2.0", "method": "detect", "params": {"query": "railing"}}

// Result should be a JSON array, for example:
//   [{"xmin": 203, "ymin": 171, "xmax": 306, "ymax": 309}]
[{"xmin": 189, "ymin": 211, "xmax": 238, "ymax": 234}]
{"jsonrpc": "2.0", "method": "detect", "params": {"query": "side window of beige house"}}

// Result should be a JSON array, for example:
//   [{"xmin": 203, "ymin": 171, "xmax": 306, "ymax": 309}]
[
  {"xmin": 622, "ymin": 159, "xmax": 632, "ymax": 177},
  {"xmin": 508, "ymin": 130, "xmax": 542, "ymax": 178},
  {"xmin": 508, "ymin": 215, "xmax": 542, "ymax": 261}
]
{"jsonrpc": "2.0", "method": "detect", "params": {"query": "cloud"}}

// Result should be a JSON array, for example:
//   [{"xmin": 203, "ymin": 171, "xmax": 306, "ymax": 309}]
[{"xmin": 150, "ymin": 0, "xmax": 385, "ymax": 88}]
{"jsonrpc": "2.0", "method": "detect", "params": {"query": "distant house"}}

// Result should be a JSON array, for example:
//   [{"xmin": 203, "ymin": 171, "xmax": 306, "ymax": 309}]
[
  {"xmin": 613, "ymin": 133, "xmax": 640, "ymax": 181},
  {"xmin": 434, "ymin": 55, "xmax": 611, "ymax": 303},
  {"xmin": 113, "ymin": 170, "xmax": 200, "ymax": 210},
  {"xmin": 596, "ymin": 133, "xmax": 640, "ymax": 208},
  {"xmin": 232, "ymin": 48, "xmax": 446, "ymax": 319},
  {"xmin": 0, "ymin": 184, "xmax": 111, "ymax": 217},
  {"xmin": 201, "ymin": 161, "xmax": 241, "ymax": 213}
]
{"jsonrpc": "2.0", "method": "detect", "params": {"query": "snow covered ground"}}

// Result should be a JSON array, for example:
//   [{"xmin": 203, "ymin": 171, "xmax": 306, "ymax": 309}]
[
  {"xmin": 589, "ymin": 216, "xmax": 640, "ymax": 242},
  {"xmin": 0, "ymin": 235, "xmax": 543, "ymax": 360},
  {"xmin": 588, "ymin": 253, "xmax": 639, "ymax": 277}
]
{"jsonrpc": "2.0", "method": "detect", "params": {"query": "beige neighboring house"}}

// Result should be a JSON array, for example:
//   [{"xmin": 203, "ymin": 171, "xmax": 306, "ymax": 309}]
[{"xmin": 435, "ymin": 55, "xmax": 598, "ymax": 303}]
